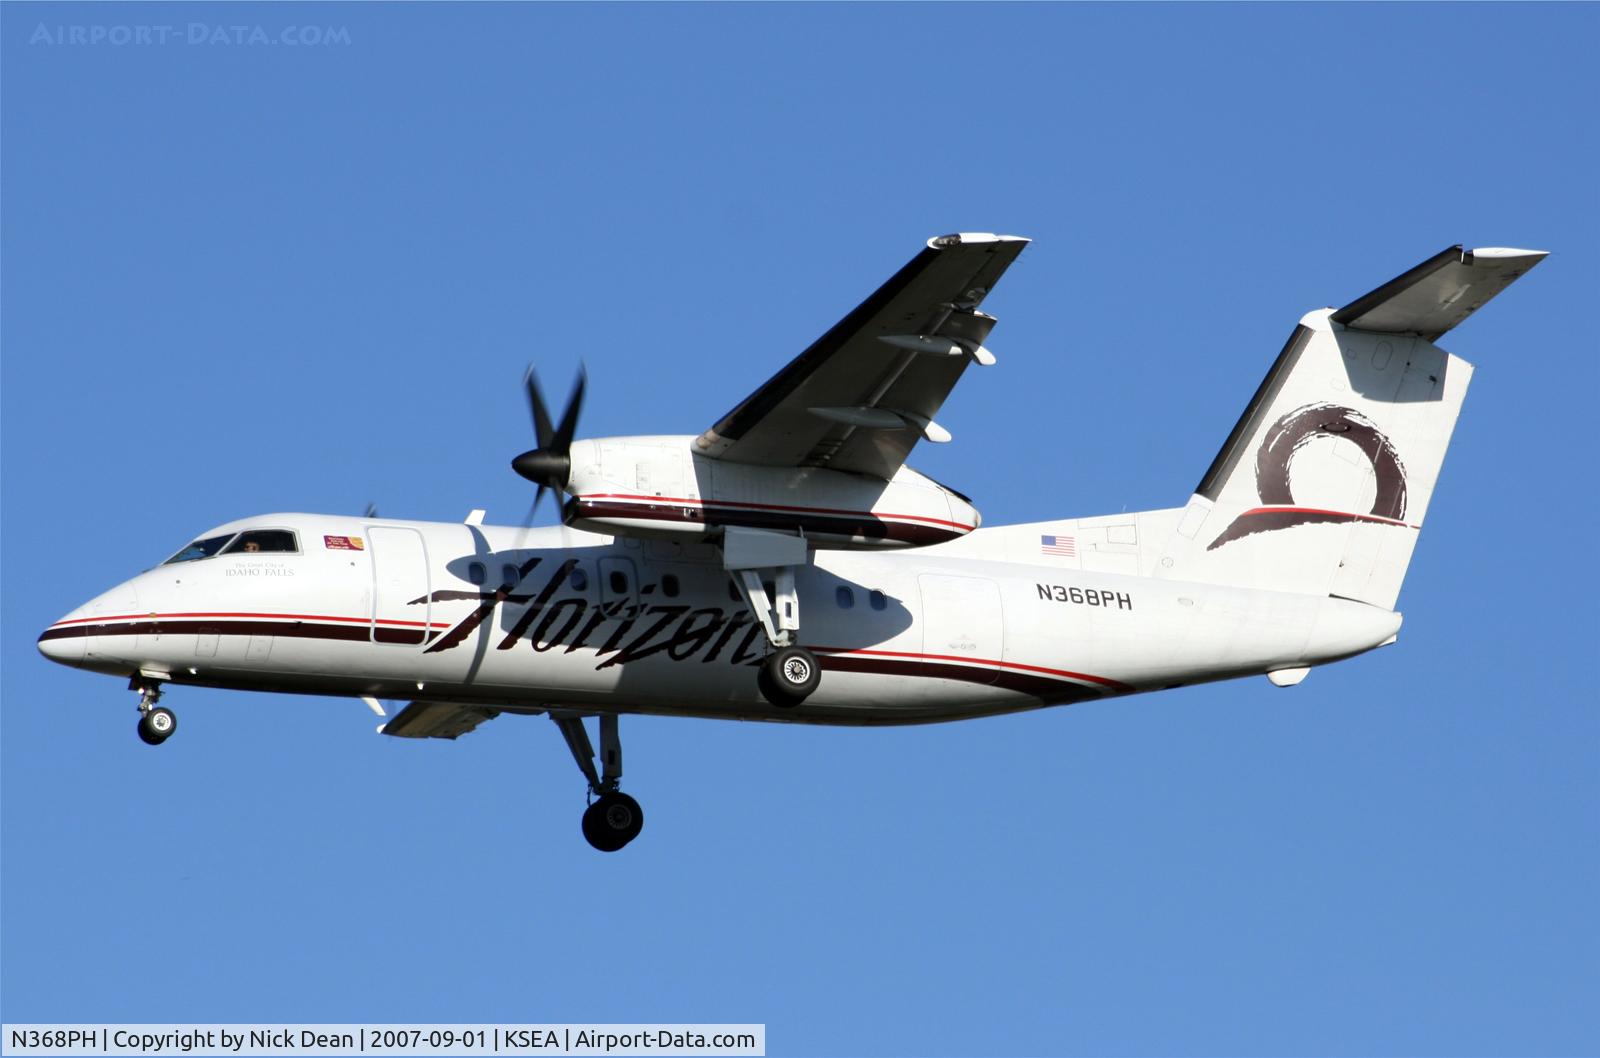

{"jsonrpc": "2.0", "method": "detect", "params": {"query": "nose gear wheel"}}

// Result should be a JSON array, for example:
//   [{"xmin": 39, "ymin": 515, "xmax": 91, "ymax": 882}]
[
  {"xmin": 552, "ymin": 713, "xmax": 645, "ymax": 852},
  {"xmin": 582, "ymin": 791, "xmax": 644, "ymax": 853},
  {"xmin": 131, "ymin": 679, "xmax": 176, "ymax": 745}
]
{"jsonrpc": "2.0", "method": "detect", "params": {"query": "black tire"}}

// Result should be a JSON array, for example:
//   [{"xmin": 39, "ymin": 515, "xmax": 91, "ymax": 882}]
[
  {"xmin": 581, "ymin": 792, "xmax": 643, "ymax": 852},
  {"xmin": 137, "ymin": 707, "xmax": 176, "ymax": 745},
  {"xmin": 759, "ymin": 646, "xmax": 820, "ymax": 707}
]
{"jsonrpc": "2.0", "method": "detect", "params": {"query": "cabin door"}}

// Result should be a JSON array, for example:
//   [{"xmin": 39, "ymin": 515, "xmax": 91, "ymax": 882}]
[{"xmin": 369, "ymin": 527, "xmax": 432, "ymax": 645}]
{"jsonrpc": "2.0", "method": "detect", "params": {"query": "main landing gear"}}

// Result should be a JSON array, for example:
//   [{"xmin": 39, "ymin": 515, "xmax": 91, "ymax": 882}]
[
  {"xmin": 132, "ymin": 678, "xmax": 177, "ymax": 746},
  {"xmin": 757, "ymin": 644, "xmax": 821, "ymax": 706},
  {"xmin": 553, "ymin": 712, "xmax": 643, "ymax": 852},
  {"xmin": 722, "ymin": 527, "xmax": 821, "ymax": 709}
]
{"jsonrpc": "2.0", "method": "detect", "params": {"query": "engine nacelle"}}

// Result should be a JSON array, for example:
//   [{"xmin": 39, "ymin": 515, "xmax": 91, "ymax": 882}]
[{"xmin": 563, "ymin": 436, "xmax": 978, "ymax": 549}]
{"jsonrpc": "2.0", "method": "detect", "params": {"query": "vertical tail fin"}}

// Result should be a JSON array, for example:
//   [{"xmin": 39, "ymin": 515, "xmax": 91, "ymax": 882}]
[{"xmin": 1161, "ymin": 246, "xmax": 1546, "ymax": 608}]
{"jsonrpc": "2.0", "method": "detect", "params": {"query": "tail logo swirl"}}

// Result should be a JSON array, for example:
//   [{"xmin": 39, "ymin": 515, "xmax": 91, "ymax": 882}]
[{"xmin": 1207, "ymin": 402, "xmax": 1411, "ymax": 550}]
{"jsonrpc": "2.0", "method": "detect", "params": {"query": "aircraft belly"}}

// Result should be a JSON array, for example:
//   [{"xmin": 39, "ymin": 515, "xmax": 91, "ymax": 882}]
[{"xmin": 999, "ymin": 564, "xmax": 1404, "ymax": 693}]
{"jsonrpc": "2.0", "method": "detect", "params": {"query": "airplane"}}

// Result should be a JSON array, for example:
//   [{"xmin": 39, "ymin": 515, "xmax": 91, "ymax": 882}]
[{"xmin": 37, "ymin": 234, "xmax": 1546, "ymax": 851}]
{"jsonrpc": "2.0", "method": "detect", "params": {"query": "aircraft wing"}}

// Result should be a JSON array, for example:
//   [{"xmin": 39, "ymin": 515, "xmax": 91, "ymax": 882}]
[
  {"xmin": 380, "ymin": 700, "xmax": 502, "ymax": 739},
  {"xmin": 694, "ymin": 233, "xmax": 1029, "ymax": 480}
]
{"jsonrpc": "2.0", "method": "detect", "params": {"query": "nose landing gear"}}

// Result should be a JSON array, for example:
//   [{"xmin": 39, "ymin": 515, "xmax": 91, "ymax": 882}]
[
  {"xmin": 553, "ymin": 712, "xmax": 643, "ymax": 852},
  {"xmin": 132, "ymin": 679, "xmax": 177, "ymax": 745},
  {"xmin": 582, "ymin": 791, "xmax": 644, "ymax": 853}
]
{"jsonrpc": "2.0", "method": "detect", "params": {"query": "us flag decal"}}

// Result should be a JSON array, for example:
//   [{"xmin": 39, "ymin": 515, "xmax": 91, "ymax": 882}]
[{"xmin": 1040, "ymin": 534, "xmax": 1077, "ymax": 557}]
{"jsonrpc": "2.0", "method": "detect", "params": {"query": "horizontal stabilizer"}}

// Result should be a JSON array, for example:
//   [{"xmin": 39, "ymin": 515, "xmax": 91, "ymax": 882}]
[
  {"xmin": 380, "ymin": 700, "xmax": 501, "ymax": 740},
  {"xmin": 1331, "ymin": 245, "xmax": 1547, "ymax": 340}
]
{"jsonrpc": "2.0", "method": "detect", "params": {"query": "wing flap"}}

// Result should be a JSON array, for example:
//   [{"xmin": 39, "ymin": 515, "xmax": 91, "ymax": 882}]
[
  {"xmin": 380, "ymin": 700, "xmax": 502, "ymax": 740},
  {"xmin": 695, "ymin": 233, "xmax": 1027, "ymax": 479},
  {"xmin": 1331, "ymin": 245, "xmax": 1547, "ymax": 341}
]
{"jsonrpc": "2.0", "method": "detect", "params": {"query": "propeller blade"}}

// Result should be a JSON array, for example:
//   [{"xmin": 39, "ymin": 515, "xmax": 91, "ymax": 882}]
[
  {"xmin": 511, "ymin": 365, "xmax": 584, "ymax": 491},
  {"xmin": 524, "ymin": 365, "xmax": 556, "ymax": 449},
  {"xmin": 511, "ymin": 491, "xmax": 543, "ymax": 554},
  {"xmin": 551, "ymin": 365, "xmax": 586, "ymax": 452},
  {"xmin": 513, "ymin": 365, "xmax": 583, "ymax": 506}
]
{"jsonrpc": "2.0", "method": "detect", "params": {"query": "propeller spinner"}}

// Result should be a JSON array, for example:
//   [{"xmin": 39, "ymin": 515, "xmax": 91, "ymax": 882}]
[{"xmin": 512, "ymin": 366, "xmax": 586, "ymax": 520}]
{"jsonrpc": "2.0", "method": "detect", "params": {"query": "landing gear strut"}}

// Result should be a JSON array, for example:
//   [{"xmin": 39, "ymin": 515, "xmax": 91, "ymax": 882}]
[
  {"xmin": 552, "ymin": 712, "xmax": 643, "ymax": 852},
  {"xmin": 132, "ymin": 678, "xmax": 176, "ymax": 746},
  {"xmin": 722, "ymin": 527, "xmax": 820, "ymax": 708}
]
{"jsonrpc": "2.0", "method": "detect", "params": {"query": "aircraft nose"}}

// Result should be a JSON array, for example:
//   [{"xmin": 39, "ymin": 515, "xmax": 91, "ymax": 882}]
[
  {"xmin": 38, "ymin": 581, "xmax": 139, "ymax": 668},
  {"xmin": 38, "ymin": 615, "xmax": 87, "ymax": 666}
]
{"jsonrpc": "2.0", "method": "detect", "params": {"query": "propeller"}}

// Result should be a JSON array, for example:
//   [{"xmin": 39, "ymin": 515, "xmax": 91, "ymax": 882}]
[{"xmin": 511, "ymin": 365, "xmax": 586, "ymax": 522}]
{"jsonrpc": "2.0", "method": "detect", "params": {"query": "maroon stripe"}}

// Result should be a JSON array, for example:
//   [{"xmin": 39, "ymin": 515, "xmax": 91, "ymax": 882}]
[
  {"xmin": 374, "ymin": 626, "xmax": 428, "ymax": 645},
  {"xmin": 1206, "ymin": 507, "xmax": 1411, "ymax": 551},
  {"xmin": 818, "ymin": 653, "xmax": 1104, "ymax": 704},
  {"xmin": 43, "ymin": 620, "xmax": 1107, "ymax": 705},
  {"xmin": 580, "ymin": 492, "xmax": 974, "ymax": 531},
  {"xmin": 38, "ymin": 619, "xmax": 436, "ymax": 645},
  {"xmin": 575, "ymin": 500, "xmax": 964, "ymax": 546}
]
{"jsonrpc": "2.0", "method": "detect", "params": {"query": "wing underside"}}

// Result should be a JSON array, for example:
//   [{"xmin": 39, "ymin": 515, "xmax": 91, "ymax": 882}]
[
  {"xmin": 695, "ymin": 233, "xmax": 1029, "ymax": 480},
  {"xmin": 380, "ymin": 700, "xmax": 502, "ymax": 739}
]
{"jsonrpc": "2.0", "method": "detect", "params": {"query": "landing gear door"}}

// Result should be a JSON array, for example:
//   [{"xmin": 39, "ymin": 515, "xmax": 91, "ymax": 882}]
[
  {"xmin": 918, "ymin": 575, "xmax": 1004, "ymax": 683},
  {"xmin": 370, "ymin": 527, "xmax": 431, "ymax": 645}
]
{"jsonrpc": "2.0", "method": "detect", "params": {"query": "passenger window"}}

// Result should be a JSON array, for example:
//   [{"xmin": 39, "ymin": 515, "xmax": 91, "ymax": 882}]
[
  {"xmin": 165, "ymin": 533, "xmax": 235, "ymax": 564},
  {"xmin": 570, "ymin": 567, "xmax": 589, "ymax": 592},
  {"xmin": 468, "ymin": 562, "xmax": 487, "ymax": 585},
  {"xmin": 501, "ymin": 564, "xmax": 520, "ymax": 587},
  {"xmin": 869, "ymin": 590, "xmax": 888, "ymax": 611},
  {"xmin": 836, "ymin": 586, "xmax": 855, "ymax": 609},
  {"xmin": 662, "ymin": 574, "xmax": 680, "ymax": 598},
  {"xmin": 609, "ymin": 570, "xmax": 628, "ymax": 594},
  {"xmin": 221, "ymin": 529, "xmax": 299, "ymax": 555}
]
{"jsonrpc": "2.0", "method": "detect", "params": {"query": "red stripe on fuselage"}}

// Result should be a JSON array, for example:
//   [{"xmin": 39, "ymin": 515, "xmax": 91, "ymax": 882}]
[
  {"xmin": 49, "ymin": 611, "xmax": 452, "ymax": 630},
  {"xmin": 1236, "ymin": 506, "xmax": 1418, "ymax": 529},
  {"xmin": 576, "ymin": 493, "xmax": 976, "ymax": 532},
  {"xmin": 808, "ymin": 645, "xmax": 1133, "ymax": 693}
]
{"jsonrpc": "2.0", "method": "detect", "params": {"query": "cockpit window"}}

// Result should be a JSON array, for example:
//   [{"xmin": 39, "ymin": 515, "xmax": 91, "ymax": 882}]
[
  {"xmin": 164, "ymin": 533, "xmax": 236, "ymax": 564},
  {"xmin": 222, "ymin": 529, "xmax": 299, "ymax": 555}
]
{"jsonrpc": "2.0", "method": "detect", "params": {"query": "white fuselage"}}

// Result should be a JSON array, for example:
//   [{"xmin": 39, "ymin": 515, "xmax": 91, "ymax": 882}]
[{"xmin": 39, "ymin": 512, "xmax": 1403, "ymax": 725}]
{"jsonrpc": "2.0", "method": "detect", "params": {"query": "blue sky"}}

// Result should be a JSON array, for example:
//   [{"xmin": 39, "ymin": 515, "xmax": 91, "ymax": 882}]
[{"xmin": 3, "ymin": 4, "xmax": 1596, "ymax": 1055}]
